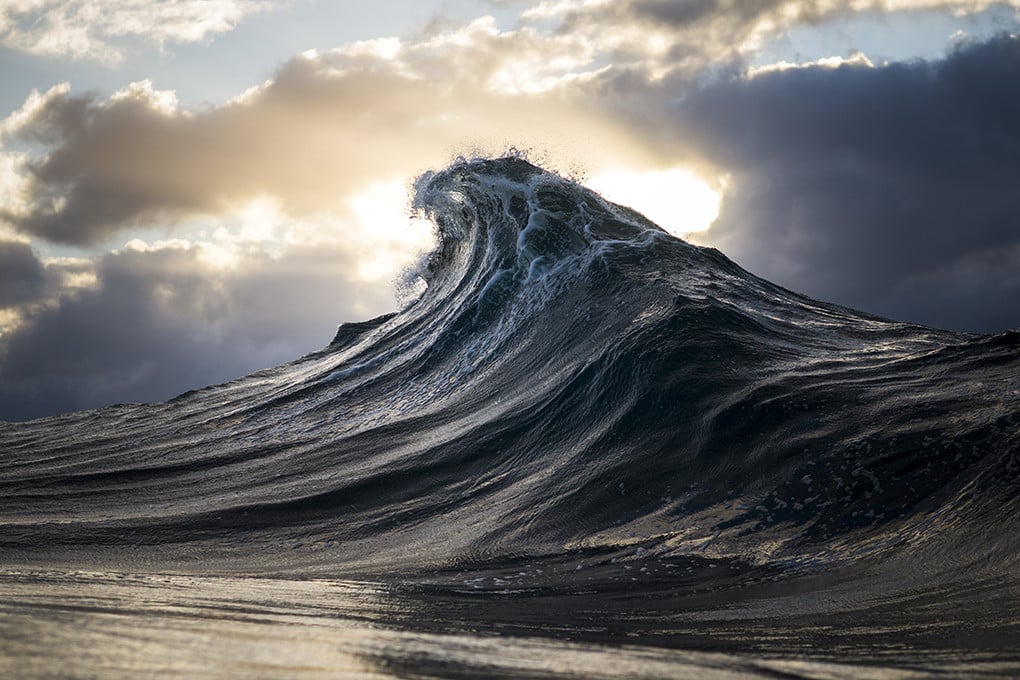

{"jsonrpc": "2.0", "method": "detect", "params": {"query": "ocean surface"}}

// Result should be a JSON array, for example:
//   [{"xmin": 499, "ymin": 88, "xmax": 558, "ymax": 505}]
[{"xmin": 2, "ymin": 157, "xmax": 1019, "ymax": 678}]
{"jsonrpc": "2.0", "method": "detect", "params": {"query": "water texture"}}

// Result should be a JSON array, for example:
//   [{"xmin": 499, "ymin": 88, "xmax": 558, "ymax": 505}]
[{"xmin": 2, "ymin": 157, "xmax": 1018, "ymax": 678}]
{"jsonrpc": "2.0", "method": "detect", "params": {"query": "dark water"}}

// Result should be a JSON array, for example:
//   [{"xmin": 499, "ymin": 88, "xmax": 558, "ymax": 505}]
[{"xmin": 2, "ymin": 157, "xmax": 1019, "ymax": 678}]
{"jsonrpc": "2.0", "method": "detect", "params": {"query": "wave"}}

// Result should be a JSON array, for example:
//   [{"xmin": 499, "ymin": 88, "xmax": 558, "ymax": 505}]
[{"xmin": 2, "ymin": 157, "xmax": 1020, "ymax": 652}]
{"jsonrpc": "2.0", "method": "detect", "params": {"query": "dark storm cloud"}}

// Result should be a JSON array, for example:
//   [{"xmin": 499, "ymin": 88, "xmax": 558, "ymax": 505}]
[
  {"xmin": 0, "ymin": 243, "xmax": 395, "ymax": 421},
  {"xmin": 626, "ymin": 0, "xmax": 817, "ymax": 29},
  {"xmin": 0, "ymin": 240, "xmax": 45, "ymax": 307},
  {"xmin": 677, "ymin": 35, "xmax": 1020, "ymax": 332},
  {"xmin": 556, "ymin": 0, "xmax": 1007, "ymax": 30}
]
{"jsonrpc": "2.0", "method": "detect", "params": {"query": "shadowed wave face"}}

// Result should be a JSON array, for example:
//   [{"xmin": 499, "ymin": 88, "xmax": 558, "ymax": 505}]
[{"xmin": 2, "ymin": 157, "xmax": 1020, "ymax": 674}]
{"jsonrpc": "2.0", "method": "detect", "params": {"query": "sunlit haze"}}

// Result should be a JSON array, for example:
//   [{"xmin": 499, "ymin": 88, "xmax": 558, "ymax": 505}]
[{"xmin": 587, "ymin": 167, "xmax": 722, "ymax": 237}]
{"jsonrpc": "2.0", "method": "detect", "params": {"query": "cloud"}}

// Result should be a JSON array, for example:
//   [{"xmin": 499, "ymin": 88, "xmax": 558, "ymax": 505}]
[
  {"xmin": 677, "ymin": 35, "xmax": 1020, "ymax": 332},
  {"xmin": 0, "ymin": 239, "xmax": 400, "ymax": 421},
  {"xmin": 0, "ymin": 240, "xmax": 45, "ymax": 307},
  {"xmin": 522, "ymin": 0, "xmax": 1020, "ymax": 77},
  {"xmin": 0, "ymin": 0, "xmax": 272, "ymax": 64},
  {"xmin": 0, "ymin": 38, "xmax": 646, "ymax": 246},
  {"xmin": 7, "ymin": 2, "xmax": 1016, "ymax": 249}
]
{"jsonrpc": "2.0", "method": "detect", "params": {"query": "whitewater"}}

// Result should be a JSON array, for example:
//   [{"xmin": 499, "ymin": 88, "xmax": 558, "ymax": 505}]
[{"xmin": 2, "ymin": 157, "xmax": 1019, "ymax": 678}]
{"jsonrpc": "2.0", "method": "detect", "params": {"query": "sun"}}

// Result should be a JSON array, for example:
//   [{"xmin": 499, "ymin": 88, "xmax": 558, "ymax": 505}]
[
  {"xmin": 347, "ymin": 178, "xmax": 436, "ymax": 282},
  {"xmin": 586, "ymin": 166, "xmax": 722, "ymax": 238}
]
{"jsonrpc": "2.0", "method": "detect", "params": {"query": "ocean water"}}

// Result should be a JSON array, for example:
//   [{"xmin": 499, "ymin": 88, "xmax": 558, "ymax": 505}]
[{"xmin": 2, "ymin": 157, "xmax": 1019, "ymax": 678}]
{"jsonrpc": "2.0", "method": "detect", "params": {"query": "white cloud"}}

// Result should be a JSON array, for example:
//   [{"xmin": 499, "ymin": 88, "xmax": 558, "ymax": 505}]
[
  {"xmin": 0, "ymin": 0, "xmax": 274, "ymax": 64},
  {"xmin": 0, "ymin": 82, "xmax": 72, "ymax": 138},
  {"xmin": 109, "ymin": 80, "xmax": 181, "ymax": 113},
  {"xmin": 746, "ymin": 51, "xmax": 875, "ymax": 77}
]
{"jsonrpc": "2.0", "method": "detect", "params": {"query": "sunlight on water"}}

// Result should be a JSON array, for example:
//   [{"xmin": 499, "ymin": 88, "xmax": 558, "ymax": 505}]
[{"xmin": 2, "ymin": 569, "xmax": 1007, "ymax": 679}]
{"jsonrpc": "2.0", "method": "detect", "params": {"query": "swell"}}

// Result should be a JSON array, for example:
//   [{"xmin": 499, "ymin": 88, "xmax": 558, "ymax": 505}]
[{"xmin": 0, "ymin": 158, "xmax": 1018, "ymax": 599}]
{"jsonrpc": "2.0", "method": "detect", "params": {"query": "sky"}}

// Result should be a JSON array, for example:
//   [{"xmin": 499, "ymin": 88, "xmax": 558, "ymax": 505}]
[{"xmin": 1, "ymin": 1, "xmax": 1019, "ymax": 421}]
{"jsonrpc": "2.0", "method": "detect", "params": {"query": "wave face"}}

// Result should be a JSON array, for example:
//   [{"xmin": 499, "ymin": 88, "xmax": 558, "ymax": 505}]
[{"xmin": 3, "ymin": 157, "xmax": 1020, "ymax": 675}]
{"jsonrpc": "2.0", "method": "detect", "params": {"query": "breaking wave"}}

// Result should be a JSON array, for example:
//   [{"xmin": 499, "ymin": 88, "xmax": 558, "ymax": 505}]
[{"xmin": 3, "ymin": 157, "xmax": 1019, "ymax": 675}]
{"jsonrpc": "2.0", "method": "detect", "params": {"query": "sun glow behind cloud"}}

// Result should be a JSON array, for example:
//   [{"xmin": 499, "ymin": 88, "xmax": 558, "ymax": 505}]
[
  {"xmin": 347, "ymin": 179, "xmax": 437, "ymax": 283},
  {"xmin": 587, "ymin": 167, "xmax": 722, "ymax": 237}
]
